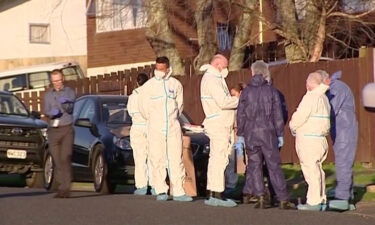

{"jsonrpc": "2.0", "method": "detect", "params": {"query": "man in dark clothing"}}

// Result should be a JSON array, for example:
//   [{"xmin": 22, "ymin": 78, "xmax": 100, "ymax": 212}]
[
  {"xmin": 44, "ymin": 69, "xmax": 75, "ymax": 198},
  {"xmin": 236, "ymin": 60, "xmax": 294, "ymax": 209}
]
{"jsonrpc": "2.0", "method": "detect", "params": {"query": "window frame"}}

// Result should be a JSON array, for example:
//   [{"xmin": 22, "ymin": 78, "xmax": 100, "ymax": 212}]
[{"xmin": 29, "ymin": 23, "xmax": 50, "ymax": 44}]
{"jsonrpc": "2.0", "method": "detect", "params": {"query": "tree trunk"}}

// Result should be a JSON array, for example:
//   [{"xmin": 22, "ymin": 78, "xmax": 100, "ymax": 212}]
[
  {"xmin": 144, "ymin": 0, "xmax": 185, "ymax": 75},
  {"xmin": 228, "ymin": 0, "xmax": 257, "ymax": 71},
  {"xmin": 194, "ymin": 0, "xmax": 217, "ymax": 73},
  {"xmin": 309, "ymin": 8, "xmax": 327, "ymax": 62},
  {"xmin": 275, "ymin": 0, "xmax": 307, "ymax": 62}
]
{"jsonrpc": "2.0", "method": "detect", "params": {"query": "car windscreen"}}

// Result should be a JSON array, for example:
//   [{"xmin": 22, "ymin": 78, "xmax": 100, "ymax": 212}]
[
  {"xmin": 0, "ymin": 94, "xmax": 28, "ymax": 116},
  {"xmin": 102, "ymin": 102, "xmax": 132, "ymax": 125},
  {"xmin": 0, "ymin": 75, "xmax": 27, "ymax": 91}
]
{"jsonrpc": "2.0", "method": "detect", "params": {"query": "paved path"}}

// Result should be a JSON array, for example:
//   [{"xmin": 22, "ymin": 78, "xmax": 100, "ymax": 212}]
[{"xmin": 1, "ymin": 186, "xmax": 375, "ymax": 225}]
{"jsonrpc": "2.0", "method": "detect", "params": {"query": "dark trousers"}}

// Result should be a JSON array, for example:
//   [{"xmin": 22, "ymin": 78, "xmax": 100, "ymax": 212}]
[
  {"xmin": 48, "ymin": 125, "xmax": 74, "ymax": 192},
  {"xmin": 244, "ymin": 146, "xmax": 289, "ymax": 201}
]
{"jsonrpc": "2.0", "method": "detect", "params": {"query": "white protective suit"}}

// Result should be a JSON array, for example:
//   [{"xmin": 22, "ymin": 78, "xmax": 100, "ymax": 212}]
[
  {"xmin": 139, "ymin": 70, "xmax": 186, "ymax": 196},
  {"xmin": 128, "ymin": 87, "xmax": 152, "ymax": 189},
  {"xmin": 289, "ymin": 83, "xmax": 331, "ymax": 205},
  {"xmin": 200, "ymin": 64, "xmax": 239, "ymax": 192}
]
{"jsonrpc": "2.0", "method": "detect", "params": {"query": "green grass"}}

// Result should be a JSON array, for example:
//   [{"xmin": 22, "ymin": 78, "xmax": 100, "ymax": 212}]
[{"xmin": 233, "ymin": 163, "xmax": 375, "ymax": 202}]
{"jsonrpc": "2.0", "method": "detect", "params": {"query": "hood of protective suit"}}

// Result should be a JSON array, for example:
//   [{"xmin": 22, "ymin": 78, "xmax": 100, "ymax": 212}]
[
  {"xmin": 310, "ymin": 83, "xmax": 329, "ymax": 95},
  {"xmin": 154, "ymin": 67, "xmax": 173, "ymax": 80},
  {"xmin": 200, "ymin": 64, "xmax": 228, "ymax": 78},
  {"xmin": 250, "ymin": 74, "xmax": 268, "ymax": 87},
  {"xmin": 331, "ymin": 70, "xmax": 342, "ymax": 81}
]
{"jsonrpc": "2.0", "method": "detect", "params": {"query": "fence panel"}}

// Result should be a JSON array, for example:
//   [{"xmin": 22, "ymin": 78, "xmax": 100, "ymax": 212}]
[{"xmin": 16, "ymin": 54, "xmax": 375, "ymax": 164}]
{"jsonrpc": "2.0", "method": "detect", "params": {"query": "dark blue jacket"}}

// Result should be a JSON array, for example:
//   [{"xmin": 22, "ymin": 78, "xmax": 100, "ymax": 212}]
[{"xmin": 237, "ymin": 74, "xmax": 284, "ymax": 149}]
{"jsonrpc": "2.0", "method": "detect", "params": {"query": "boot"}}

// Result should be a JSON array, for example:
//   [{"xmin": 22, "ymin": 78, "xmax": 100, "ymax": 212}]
[
  {"xmin": 279, "ymin": 200, "xmax": 296, "ymax": 210},
  {"xmin": 243, "ymin": 194, "xmax": 258, "ymax": 204},
  {"xmin": 254, "ymin": 195, "xmax": 271, "ymax": 209}
]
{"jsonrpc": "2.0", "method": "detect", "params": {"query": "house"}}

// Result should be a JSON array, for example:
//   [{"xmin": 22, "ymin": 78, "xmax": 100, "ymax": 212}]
[
  {"xmin": 0, "ymin": 0, "xmax": 87, "ymax": 73},
  {"xmin": 85, "ymin": 0, "xmax": 278, "ymax": 76}
]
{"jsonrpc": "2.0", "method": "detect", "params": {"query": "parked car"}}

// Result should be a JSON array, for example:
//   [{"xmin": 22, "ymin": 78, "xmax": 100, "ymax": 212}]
[
  {"xmin": 44, "ymin": 95, "xmax": 210, "ymax": 195},
  {"xmin": 0, "ymin": 91, "xmax": 48, "ymax": 188}
]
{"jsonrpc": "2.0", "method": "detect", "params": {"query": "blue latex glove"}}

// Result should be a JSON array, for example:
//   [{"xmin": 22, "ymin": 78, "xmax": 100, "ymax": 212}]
[
  {"xmin": 58, "ymin": 96, "xmax": 73, "ymax": 104},
  {"xmin": 234, "ymin": 142, "xmax": 244, "ymax": 156},
  {"xmin": 236, "ymin": 136, "xmax": 245, "ymax": 145},
  {"xmin": 278, "ymin": 136, "xmax": 284, "ymax": 148},
  {"xmin": 49, "ymin": 108, "xmax": 62, "ymax": 119}
]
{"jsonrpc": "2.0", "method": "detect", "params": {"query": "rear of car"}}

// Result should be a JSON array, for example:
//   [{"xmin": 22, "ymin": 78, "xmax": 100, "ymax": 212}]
[{"xmin": 0, "ymin": 91, "xmax": 48, "ymax": 187}]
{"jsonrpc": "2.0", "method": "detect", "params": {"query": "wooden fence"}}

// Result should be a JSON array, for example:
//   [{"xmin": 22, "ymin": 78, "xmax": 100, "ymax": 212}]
[{"xmin": 17, "ymin": 48, "xmax": 375, "ymax": 164}]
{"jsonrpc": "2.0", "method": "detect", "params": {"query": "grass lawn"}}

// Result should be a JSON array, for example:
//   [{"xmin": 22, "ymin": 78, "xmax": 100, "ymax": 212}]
[{"xmin": 232, "ymin": 163, "xmax": 375, "ymax": 203}]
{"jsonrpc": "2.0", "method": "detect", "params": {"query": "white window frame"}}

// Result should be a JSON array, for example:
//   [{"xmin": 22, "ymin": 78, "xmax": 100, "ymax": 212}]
[
  {"xmin": 29, "ymin": 23, "xmax": 50, "ymax": 44},
  {"xmin": 95, "ymin": 0, "xmax": 147, "ymax": 33}
]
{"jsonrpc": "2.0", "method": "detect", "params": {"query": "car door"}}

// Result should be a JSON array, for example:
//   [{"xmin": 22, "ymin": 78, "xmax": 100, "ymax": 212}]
[{"xmin": 72, "ymin": 98, "xmax": 98, "ymax": 169}]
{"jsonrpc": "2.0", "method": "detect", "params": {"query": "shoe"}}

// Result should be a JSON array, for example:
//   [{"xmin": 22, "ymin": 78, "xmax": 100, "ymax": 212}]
[
  {"xmin": 254, "ymin": 195, "xmax": 271, "ymax": 209},
  {"xmin": 173, "ymin": 194, "xmax": 193, "ymax": 202},
  {"xmin": 134, "ymin": 187, "xmax": 148, "ymax": 195},
  {"xmin": 328, "ymin": 200, "xmax": 350, "ymax": 211},
  {"xmin": 297, "ymin": 203, "xmax": 327, "ymax": 211},
  {"xmin": 150, "ymin": 188, "xmax": 157, "ymax": 196},
  {"xmin": 204, "ymin": 197, "xmax": 237, "ymax": 207},
  {"xmin": 279, "ymin": 201, "xmax": 296, "ymax": 210},
  {"xmin": 156, "ymin": 193, "xmax": 169, "ymax": 201}
]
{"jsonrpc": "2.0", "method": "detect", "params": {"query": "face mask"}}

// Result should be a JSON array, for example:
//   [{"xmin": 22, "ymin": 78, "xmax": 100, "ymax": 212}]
[
  {"xmin": 154, "ymin": 70, "xmax": 166, "ymax": 78},
  {"xmin": 221, "ymin": 68, "xmax": 229, "ymax": 78}
]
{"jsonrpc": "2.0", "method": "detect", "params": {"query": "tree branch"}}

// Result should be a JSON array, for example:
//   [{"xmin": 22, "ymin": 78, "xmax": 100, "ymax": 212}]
[
  {"xmin": 328, "ymin": 8, "xmax": 375, "ymax": 19},
  {"xmin": 327, "ymin": 34, "xmax": 358, "ymax": 51}
]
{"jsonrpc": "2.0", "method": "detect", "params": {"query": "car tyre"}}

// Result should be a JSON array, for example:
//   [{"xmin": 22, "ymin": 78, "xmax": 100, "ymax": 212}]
[
  {"xmin": 25, "ymin": 171, "xmax": 44, "ymax": 188},
  {"xmin": 92, "ymin": 145, "xmax": 116, "ymax": 194},
  {"xmin": 44, "ymin": 152, "xmax": 58, "ymax": 191}
]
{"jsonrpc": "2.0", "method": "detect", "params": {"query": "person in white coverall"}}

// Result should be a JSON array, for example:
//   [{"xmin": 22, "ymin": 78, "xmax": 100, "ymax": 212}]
[
  {"xmin": 128, "ymin": 73, "xmax": 154, "ymax": 195},
  {"xmin": 289, "ymin": 72, "xmax": 331, "ymax": 211},
  {"xmin": 139, "ymin": 56, "xmax": 192, "ymax": 202},
  {"xmin": 200, "ymin": 54, "xmax": 239, "ymax": 207}
]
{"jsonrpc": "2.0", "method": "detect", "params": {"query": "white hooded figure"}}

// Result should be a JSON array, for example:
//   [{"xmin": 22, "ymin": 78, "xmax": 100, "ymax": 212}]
[
  {"xmin": 289, "ymin": 72, "xmax": 331, "ymax": 211},
  {"xmin": 200, "ymin": 54, "xmax": 239, "ymax": 207},
  {"xmin": 127, "ymin": 73, "xmax": 152, "ymax": 195},
  {"xmin": 138, "ymin": 57, "xmax": 192, "ymax": 202}
]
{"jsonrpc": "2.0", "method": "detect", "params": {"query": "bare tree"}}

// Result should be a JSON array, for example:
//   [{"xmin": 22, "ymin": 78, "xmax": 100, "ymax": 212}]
[
  {"xmin": 193, "ymin": 0, "xmax": 218, "ymax": 72},
  {"xmin": 144, "ymin": 0, "xmax": 185, "ymax": 75},
  {"xmin": 228, "ymin": 0, "xmax": 258, "ymax": 71}
]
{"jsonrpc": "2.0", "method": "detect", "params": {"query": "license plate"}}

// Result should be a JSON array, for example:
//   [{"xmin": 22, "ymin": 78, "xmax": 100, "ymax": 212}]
[{"xmin": 7, "ymin": 149, "xmax": 27, "ymax": 159}]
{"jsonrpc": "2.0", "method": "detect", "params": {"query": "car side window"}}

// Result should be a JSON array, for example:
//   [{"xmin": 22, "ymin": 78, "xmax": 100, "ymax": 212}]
[
  {"xmin": 78, "ymin": 99, "xmax": 96, "ymax": 121},
  {"xmin": 73, "ymin": 99, "xmax": 86, "ymax": 120}
]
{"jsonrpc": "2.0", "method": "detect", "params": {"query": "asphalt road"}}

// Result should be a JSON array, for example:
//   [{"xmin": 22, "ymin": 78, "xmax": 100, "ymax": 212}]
[{"xmin": 1, "ymin": 186, "xmax": 375, "ymax": 225}]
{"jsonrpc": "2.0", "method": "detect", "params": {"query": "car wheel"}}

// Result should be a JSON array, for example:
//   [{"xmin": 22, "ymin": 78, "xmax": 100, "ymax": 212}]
[
  {"xmin": 25, "ymin": 172, "xmax": 44, "ymax": 188},
  {"xmin": 92, "ymin": 146, "xmax": 116, "ymax": 194},
  {"xmin": 44, "ymin": 152, "xmax": 58, "ymax": 191}
]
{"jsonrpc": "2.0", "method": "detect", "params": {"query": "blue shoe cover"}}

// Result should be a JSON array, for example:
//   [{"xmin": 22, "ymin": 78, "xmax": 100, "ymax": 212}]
[
  {"xmin": 328, "ymin": 200, "xmax": 350, "ymax": 211},
  {"xmin": 297, "ymin": 203, "xmax": 326, "ymax": 211},
  {"xmin": 173, "ymin": 194, "xmax": 193, "ymax": 202},
  {"xmin": 150, "ymin": 188, "xmax": 157, "ymax": 196},
  {"xmin": 156, "ymin": 193, "xmax": 169, "ymax": 201},
  {"xmin": 349, "ymin": 204, "xmax": 356, "ymax": 211},
  {"xmin": 204, "ymin": 197, "xmax": 237, "ymax": 207},
  {"xmin": 134, "ymin": 187, "xmax": 147, "ymax": 195}
]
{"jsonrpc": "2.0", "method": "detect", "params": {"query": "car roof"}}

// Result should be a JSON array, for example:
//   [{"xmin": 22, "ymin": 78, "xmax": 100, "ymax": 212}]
[
  {"xmin": 76, "ymin": 95, "xmax": 128, "ymax": 102},
  {"xmin": 0, "ymin": 61, "xmax": 79, "ymax": 77}
]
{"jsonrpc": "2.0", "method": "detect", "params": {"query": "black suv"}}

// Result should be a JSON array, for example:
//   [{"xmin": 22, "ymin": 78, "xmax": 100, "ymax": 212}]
[{"xmin": 0, "ymin": 91, "xmax": 48, "ymax": 188}]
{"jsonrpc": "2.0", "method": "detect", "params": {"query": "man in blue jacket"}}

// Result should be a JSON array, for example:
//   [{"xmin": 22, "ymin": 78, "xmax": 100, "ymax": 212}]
[{"xmin": 319, "ymin": 70, "xmax": 358, "ymax": 211}]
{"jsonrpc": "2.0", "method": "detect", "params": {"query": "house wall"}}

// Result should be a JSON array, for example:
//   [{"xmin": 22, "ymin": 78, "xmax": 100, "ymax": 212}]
[
  {"xmin": 87, "ymin": 0, "xmax": 199, "ymax": 76},
  {"xmin": 0, "ymin": 0, "xmax": 87, "ymax": 63}
]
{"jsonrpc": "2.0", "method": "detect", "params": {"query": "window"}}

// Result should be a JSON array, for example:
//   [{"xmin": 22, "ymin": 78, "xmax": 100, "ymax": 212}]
[
  {"xmin": 29, "ymin": 72, "xmax": 49, "ymax": 89},
  {"xmin": 96, "ymin": 0, "xmax": 147, "ymax": 33},
  {"xmin": 217, "ymin": 23, "xmax": 234, "ymax": 51},
  {"xmin": 29, "ymin": 24, "xmax": 50, "ymax": 44},
  {"xmin": 73, "ymin": 99, "xmax": 87, "ymax": 120},
  {"xmin": 78, "ymin": 99, "xmax": 96, "ymax": 121},
  {"xmin": 0, "ymin": 75, "xmax": 27, "ymax": 92}
]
